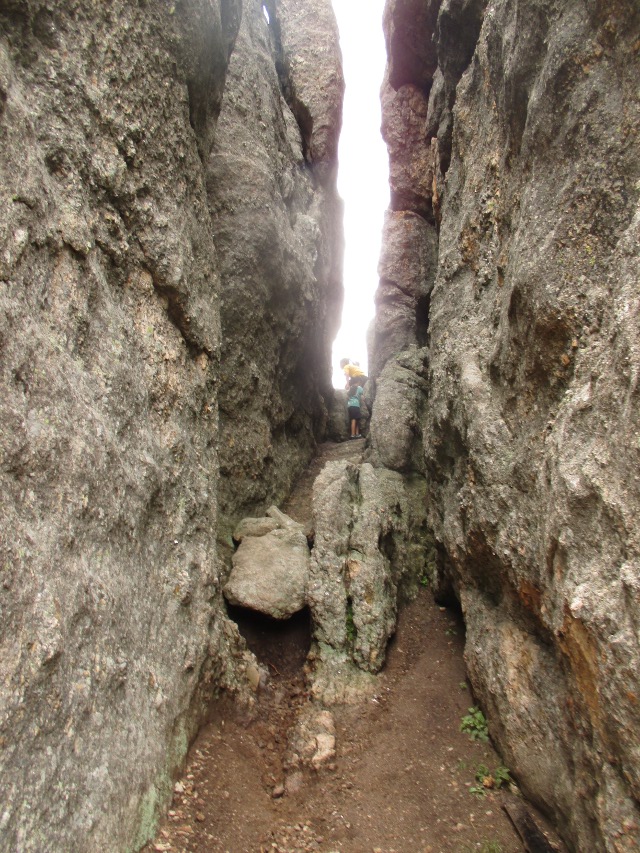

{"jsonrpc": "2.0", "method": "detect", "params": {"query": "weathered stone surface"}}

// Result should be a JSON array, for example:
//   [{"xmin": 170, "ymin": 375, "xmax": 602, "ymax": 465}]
[
  {"xmin": 380, "ymin": 0, "xmax": 640, "ymax": 848},
  {"xmin": 0, "ymin": 2, "xmax": 248, "ymax": 850},
  {"xmin": 367, "ymin": 350, "xmax": 429, "ymax": 474},
  {"xmin": 0, "ymin": 0, "xmax": 343, "ymax": 850},
  {"xmin": 382, "ymin": 0, "xmax": 439, "ymax": 91},
  {"xmin": 326, "ymin": 389, "xmax": 350, "ymax": 442},
  {"xmin": 307, "ymin": 460, "xmax": 430, "ymax": 682},
  {"xmin": 233, "ymin": 516, "xmax": 280, "ymax": 542},
  {"xmin": 286, "ymin": 706, "xmax": 336, "ymax": 770},
  {"xmin": 371, "ymin": 209, "xmax": 438, "ymax": 378},
  {"xmin": 223, "ymin": 508, "xmax": 309, "ymax": 619},
  {"xmin": 381, "ymin": 81, "xmax": 434, "ymax": 217},
  {"xmin": 208, "ymin": 0, "xmax": 344, "ymax": 540}
]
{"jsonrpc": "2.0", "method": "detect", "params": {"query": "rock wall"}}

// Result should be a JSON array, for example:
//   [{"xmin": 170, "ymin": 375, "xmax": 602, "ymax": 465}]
[
  {"xmin": 208, "ymin": 0, "xmax": 344, "ymax": 543},
  {"xmin": 374, "ymin": 0, "xmax": 640, "ymax": 850},
  {"xmin": 0, "ymin": 0, "xmax": 343, "ymax": 850}
]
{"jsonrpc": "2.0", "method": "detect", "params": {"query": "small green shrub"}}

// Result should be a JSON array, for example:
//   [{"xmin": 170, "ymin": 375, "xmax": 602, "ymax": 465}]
[
  {"xmin": 479, "ymin": 842, "xmax": 503, "ymax": 853},
  {"xmin": 470, "ymin": 763, "xmax": 512, "ymax": 796},
  {"xmin": 460, "ymin": 706, "xmax": 489, "ymax": 741},
  {"xmin": 494, "ymin": 765, "xmax": 512, "ymax": 789}
]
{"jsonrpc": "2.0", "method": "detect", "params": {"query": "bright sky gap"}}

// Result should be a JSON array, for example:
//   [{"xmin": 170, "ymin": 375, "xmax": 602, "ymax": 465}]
[{"xmin": 330, "ymin": 0, "xmax": 389, "ymax": 388}]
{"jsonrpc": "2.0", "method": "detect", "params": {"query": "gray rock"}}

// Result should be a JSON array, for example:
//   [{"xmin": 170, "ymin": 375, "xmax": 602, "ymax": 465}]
[
  {"xmin": 233, "ymin": 517, "xmax": 280, "ymax": 542},
  {"xmin": 308, "ymin": 460, "xmax": 431, "ymax": 678},
  {"xmin": 286, "ymin": 707, "xmax": 336, "ymax": 770},
  {"xmin": 380, "ymin": 0, "xmax": 640, "ymax": 848},
  {"xmin": 326, "ymin": 388, "xmax": 351, "ymax": 442},
  {"xmin": 224, "ymin": 510, "xmax": 309, "ymax": 619},
  {"xmin": 0, "ymin": 0, "xmax": 343, "ymax": 850},
  {"xmin": 371, "ymin": 210, "xmax": 438, "ymax": 378},
  {"xmin": 367, "ymin": 351, "xmax": 429, "ymax": 474},
  {"xmin": 208, "ymin": 0, "xmax": 344, "ymax": 539},
  {"xmin": 0, "ymin": 2, "xmax": 248, "ymax": 850},
  {"xmin": 381, "ymin": 80, "xmax": 433, "ymax": 218}
]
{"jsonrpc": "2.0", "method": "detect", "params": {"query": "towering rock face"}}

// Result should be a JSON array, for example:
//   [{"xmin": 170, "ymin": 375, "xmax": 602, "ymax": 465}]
[
  {"xmin": 375, "ymin": 0, "xmax": 640, "ymax": 850},
  {"xmin": 0, "ymin": 0, "xmax": 343, "ymax": 850},
  {"xmin": 208, "ymin": 0, "xmax": 344, "ymax": 542}
]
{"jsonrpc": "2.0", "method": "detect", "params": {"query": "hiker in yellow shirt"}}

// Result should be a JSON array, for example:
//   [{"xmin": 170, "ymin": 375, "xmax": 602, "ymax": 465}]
[{"xmin": 339, "ymin": 358, "xmax": 367, "ymax": 390}]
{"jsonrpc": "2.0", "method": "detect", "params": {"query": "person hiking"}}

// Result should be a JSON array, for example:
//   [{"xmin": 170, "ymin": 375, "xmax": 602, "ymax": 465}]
[
  {"xmin": 340, "ymin": 358, "xmax": 367, "ymax": 390},
  {"xmin": 347, "ymin": 378, "xmax": 364, "ymax": 439}
]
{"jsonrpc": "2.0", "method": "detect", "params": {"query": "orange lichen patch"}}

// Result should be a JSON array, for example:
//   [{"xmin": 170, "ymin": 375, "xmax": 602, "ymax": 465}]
[
  {"xmin": 460, "ymin": 226, "xmax": 480, "ymax": 270},
  {"xmin": 346, "ymin": 558, "xmax": 363, "ymax": 580},
  {"xmin": 545, "ymin": 538, "xmax": 567, "ymax": 581},
  {"xmin": 518, "ymin": 580, "xmax": 542, "ymax": 615},
  {"xmin": 558, "ymin": 608, "xmax": 605, "ymax": 738}
]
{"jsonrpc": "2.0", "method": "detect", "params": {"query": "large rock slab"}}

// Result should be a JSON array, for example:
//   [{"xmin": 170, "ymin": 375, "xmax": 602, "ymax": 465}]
[
  {"xmin": 367, "ymin": 350, "xmax": 429, "ymax": 474},
  {"xmin": 0, "ymin": 1, "xmax": 343, "ymax": 850},
  {"xmin": 0, "ymin": 2, "xmax": 247, "ymax": 851},
  {"xmin": 371, "ymin": 209, "xmax": 438, "ymax": 379},
  {"xmin": 224, "ymin": 508, "xmax": 309, "ymax": 619}
]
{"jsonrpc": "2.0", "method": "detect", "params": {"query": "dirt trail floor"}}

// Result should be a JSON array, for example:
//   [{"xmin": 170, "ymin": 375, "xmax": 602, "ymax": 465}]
[{"xmin": 145, "ymin": 442, "xmax": 565, "ymax": 853}]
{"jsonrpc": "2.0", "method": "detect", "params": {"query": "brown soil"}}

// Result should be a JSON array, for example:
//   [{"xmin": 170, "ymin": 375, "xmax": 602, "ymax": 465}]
[{"xmin": 145, "ymin": 442, "xmax": 565, "ymax": 853}]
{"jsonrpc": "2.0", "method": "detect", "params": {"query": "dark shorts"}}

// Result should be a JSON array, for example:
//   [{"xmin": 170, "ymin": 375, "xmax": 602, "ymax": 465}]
[
  {"xmin": 348, "ymin": 406, "xmax": 361, "ymax": 422},
  {"xmin": 348, "ymin": 374, "xmax": 367, "ymax": 386}
]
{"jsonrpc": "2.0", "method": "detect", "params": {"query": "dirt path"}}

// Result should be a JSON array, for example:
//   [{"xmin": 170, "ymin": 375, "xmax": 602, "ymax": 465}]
[{"xmin": 146, "ymin": 443, "xmax": 563, "ymax": 853}]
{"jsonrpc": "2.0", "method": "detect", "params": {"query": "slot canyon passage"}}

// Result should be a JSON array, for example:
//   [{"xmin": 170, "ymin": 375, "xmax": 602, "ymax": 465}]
[{"xmin": 0, "ymin": 0, "xmax": 638, "ymax": 851}]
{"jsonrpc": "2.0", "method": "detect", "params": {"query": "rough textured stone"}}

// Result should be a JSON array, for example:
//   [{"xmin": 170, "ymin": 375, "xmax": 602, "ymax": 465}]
[
  {"xmin": 381, "ymin": 81, "xmax": 433, "ymax": 217},
  {"xmin": 367, "ymin": 350, "xmax": 429, "ymax": 474},
  {"xmin": 223, "ymin": 508, "xmax": 309, "ymax": 619},
  {"xmin": 371, "ymin": 209, "xmax": 438, "ymax": 378},
  {"xmin": 0, "ymin": 0, "xmax": 343, "ymax": 850},
  {"xmin": 307, "ymin": 460, "xmax": 430, "ymax": 680},
  {"xmin": 0, "ymin": 3, "xmax": 246, "ymax": 850},
  {"xmin": 326, "ymin": 388, "xmax": 351, "ymax": 442},
  {"xmin": 208, "ymin": 0, "xmax": 344, "ymax": 541},
  {"xmin": 233, "ymin": 516, "xmax": 280, "ymax": 542},
  {"xmin": 378, "ymin": 0, "xmax": 640, "ymax": 849},
  {"xmin": 285, "ymin": 706, "xmax": 336, "ymax": 770}
]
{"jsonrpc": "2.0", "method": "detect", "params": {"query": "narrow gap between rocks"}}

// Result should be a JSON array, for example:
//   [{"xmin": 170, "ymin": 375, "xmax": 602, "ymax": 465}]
[{"xmin": 146, "ymin": 440, "xmax": 568, "ymax": 853}]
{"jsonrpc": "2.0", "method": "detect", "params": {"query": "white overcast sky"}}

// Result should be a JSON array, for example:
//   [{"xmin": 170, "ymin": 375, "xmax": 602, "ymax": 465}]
[{"xmin": 330, "ymin": 0, "xmax": 389, "ymax": 387}]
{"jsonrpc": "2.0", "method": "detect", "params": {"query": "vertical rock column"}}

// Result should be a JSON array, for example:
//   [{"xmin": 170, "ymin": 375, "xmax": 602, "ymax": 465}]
[
  {"xmin": 207, "ymin": 0, "xmax": 345, "ymax": 542},
  {"xmin": 367, "ymin": 0, "xmax": 440, "ymax": 478},
  {"xmin": 379, "ymin": 0, "xmax": 640, "ymax": 849}
]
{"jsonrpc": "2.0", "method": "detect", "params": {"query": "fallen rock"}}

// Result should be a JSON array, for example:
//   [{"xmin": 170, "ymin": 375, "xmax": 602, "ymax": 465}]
[{"xmin": 223, "ymin": 508, "xmax": 309, "ymax": 619}]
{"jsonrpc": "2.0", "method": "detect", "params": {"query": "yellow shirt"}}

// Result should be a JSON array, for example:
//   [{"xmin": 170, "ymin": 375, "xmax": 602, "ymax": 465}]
[{"xmin": 344, "ymin": 363, "xmax": 365, "ymax": 379}]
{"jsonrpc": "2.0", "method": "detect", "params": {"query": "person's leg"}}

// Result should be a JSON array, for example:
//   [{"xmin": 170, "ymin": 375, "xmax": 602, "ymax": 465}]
[{"xmin": 348, "ymin": 406, "xmax": 358, "ymax": 438}]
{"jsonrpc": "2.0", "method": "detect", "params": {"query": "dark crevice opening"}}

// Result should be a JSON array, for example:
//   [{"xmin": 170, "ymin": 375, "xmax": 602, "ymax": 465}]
[
  {"xmin": 416, "ymin": 292, "xmax": 431, "ymax": 347},
  {"xmin": 226, "ymin": 604, "xmax": 312, "ymax": 678},
  {"xmin": 262, "ymin": 0, "xmax": 313, "ymax": 163}
]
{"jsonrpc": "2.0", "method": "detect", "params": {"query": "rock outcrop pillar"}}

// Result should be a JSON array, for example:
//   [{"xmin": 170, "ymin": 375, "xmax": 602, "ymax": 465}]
[{"xmin": 378, "ymin": 0, "xmax": 640, "ymax": 849}]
